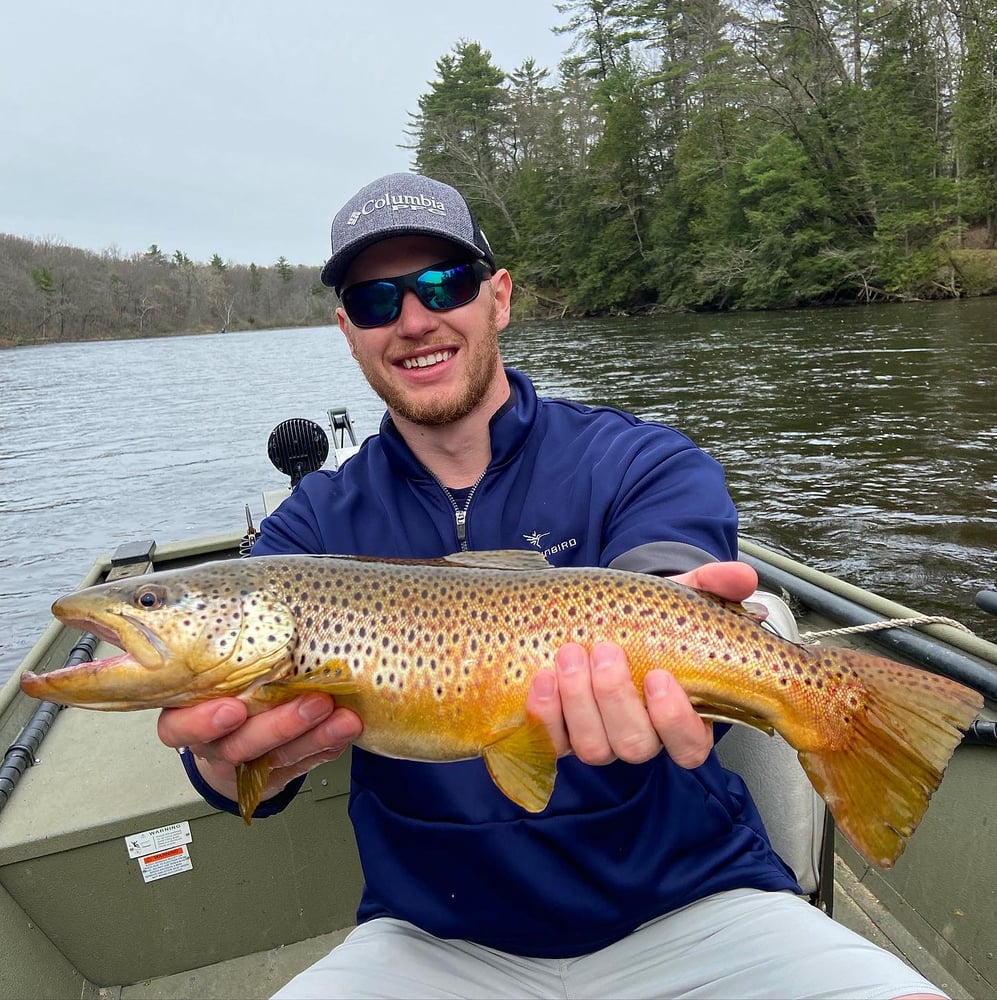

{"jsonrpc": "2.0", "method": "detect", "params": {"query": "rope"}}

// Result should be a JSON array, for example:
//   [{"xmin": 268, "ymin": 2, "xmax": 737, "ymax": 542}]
[{"xmin": 800, "ymin": 615, "xmax": 972, "ymax": 643}]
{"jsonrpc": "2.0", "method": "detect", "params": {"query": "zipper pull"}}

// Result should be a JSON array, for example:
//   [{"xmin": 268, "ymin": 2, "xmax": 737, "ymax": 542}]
[{"xmin": 454, "ymin": 509, "xmax": 467, "ymax": 547}]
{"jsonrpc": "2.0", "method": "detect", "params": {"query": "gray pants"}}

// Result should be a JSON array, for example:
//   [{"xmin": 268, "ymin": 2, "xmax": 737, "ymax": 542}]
[{"xmin": 272, "ymin": 888, "xmax": 944, "ymax": 999}]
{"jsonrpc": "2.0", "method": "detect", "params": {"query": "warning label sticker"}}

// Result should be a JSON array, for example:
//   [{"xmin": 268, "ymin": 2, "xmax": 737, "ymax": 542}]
[
  {"xmin": 137, "ymin": 845, "xmax": 193, "ymax": 883},
  {"xmin": 124, "ymin": 822, "xmax": 192, "ymax": 860}
]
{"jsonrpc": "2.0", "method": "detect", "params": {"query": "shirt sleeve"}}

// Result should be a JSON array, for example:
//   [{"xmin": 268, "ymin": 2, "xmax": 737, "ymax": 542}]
[
  {"xmin": 598, "ymin": 423, "xmax": 738, "ymax": 568},
  {"xmin": 251, "ymin": 475, "xmax": 330, "ymax": 556}
]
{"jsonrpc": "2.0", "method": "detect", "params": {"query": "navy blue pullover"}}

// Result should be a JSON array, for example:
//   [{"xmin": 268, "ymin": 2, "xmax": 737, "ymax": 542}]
[{"xmin": 228, "ymin": 368, "xmax": 799, "ymax": 956}]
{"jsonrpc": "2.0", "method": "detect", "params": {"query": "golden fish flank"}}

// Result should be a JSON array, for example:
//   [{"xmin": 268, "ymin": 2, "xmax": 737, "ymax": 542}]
[{"xmin": 23, "ymin": 550, "xmax": 983, "ymax": 869}]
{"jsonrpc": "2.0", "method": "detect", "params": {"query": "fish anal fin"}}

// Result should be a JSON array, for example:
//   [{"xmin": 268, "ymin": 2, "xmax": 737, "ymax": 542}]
[
  {"xmin": 795, "ymin": 649, "xmax": 982, "ymax": 868},
  {"xmin": 482, "ymin": 715, "xmax": 558, "ymax": 812},
  {"xmin": 257, "ymin": 659, "xmax": 361, "ymax": 702},
  {"xmin": 692, "ymin": 699, "xmax": 775, "ymax": 735},
  {"xmin": 235, "ymin": 756, "xmax": 272, "ymax": 825}
]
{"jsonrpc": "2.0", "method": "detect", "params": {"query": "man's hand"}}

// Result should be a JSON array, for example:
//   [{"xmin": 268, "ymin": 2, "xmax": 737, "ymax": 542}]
[
  {"xmin": 157, "ymin": 695, "xmax": 363, "ymax": 803},
  {"xmin": 525, "ymin": 560, "xmax": 758, "ymax": 769}
]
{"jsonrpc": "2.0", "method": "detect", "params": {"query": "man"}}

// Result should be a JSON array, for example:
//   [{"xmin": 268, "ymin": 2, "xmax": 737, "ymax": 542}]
[{"xmin": 159, "ymin": 172, "xmax": 944, "ymax": 998}]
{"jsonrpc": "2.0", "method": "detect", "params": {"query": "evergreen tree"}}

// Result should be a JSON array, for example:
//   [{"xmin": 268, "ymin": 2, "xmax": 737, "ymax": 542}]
[{"xmin": 953, "ymin": 0, "xmax": 997, "ymax": 246}]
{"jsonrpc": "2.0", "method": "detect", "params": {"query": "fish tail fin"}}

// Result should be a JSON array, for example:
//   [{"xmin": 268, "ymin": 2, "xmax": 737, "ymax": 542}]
[
  {"xmin": 482, "ymin": 715, "xmax": 558, "ymax": 813},
  {"xmin": 235, "ymin": 756, "xmax": 272, "ymax": 825},
  {"xmin": 797, "ymin": 648, "xmax": 982, "ymax": 867}
]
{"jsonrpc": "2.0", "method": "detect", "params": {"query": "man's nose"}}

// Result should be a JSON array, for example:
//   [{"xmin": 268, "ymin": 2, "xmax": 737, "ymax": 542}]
[{"xmin": 396, "ymin": 288, "xmax": 437, "ymax": 335}]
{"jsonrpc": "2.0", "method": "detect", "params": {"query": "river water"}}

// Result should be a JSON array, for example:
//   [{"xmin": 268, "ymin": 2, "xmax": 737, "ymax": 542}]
[{"xmin": 2, "ymin": 299, "xmax": 995, "ymax": 683}]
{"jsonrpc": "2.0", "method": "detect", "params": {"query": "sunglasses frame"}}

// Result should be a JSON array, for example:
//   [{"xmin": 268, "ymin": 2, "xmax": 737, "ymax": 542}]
[{"xmin": 340, "ymin": 259, "xmax": 493, "ymax": 329}]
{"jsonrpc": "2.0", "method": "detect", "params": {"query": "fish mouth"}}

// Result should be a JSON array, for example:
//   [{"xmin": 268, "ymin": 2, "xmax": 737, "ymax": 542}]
[
  {"xmin": 20, "ymin": 598, "xmax": 176, "ymax": 710},
  {"xmin": 51, "ymin": 597, "xmax": 168, "ymax": 671}
]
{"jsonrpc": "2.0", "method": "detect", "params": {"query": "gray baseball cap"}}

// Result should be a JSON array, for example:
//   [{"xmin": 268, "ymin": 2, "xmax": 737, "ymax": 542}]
[{"xmin": 320, "ymin": 172, "xmax": 496, "ymax": 292}]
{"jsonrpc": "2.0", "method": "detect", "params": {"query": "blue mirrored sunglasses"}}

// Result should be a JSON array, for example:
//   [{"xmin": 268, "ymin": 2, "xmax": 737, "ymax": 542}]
[{"xmin": 340, "ymin": 260, "xmax": 492, "ymax": 329}]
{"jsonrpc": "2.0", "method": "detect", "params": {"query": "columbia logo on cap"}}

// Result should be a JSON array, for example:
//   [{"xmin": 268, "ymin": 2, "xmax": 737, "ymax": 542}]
[{"xmin": 347, "ymin": 192, "xmax": 448, "ymax": 226}]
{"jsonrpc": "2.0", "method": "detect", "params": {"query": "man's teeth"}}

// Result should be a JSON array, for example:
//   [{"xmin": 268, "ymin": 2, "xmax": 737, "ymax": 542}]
[{"xmin": 402, "ymin": 351, "xmax": 454, "ymax": 370}]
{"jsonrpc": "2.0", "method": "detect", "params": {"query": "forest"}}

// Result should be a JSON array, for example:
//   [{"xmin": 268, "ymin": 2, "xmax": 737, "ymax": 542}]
[{"xmin": 3, "ymin": 0, "xmax": 996, "ymax": 346}]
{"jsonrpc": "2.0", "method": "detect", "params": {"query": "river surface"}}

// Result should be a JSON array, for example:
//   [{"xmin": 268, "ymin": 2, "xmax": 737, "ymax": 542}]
[{"xmin": 2, "ymin": 298, "xmax": 995, "ymax": 683}]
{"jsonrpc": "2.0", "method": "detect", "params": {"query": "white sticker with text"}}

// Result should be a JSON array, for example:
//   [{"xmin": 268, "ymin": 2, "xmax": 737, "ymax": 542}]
[
  {"xmin": 124, "ymin": 821, "xmax": 192, "ymax": 859},
  {"xmin": 137, "ymin": 845, "xmax": 193, "ymax": 883}
]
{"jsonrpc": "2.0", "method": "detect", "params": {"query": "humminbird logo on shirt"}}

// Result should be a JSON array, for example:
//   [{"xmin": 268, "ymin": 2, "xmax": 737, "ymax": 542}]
[
  {"xmin": 347, "ymin": 192, "xmax": 447, "ymax": 226},
  {"xmin": 524, "ymin": 529, "xmax": 577, "ymax": 561}
]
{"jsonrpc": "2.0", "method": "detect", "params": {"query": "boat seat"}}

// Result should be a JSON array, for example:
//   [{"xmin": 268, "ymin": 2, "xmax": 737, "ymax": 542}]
[{"xmin": 714, "ymin": 591, "xmax": 833, "ymax": 910}]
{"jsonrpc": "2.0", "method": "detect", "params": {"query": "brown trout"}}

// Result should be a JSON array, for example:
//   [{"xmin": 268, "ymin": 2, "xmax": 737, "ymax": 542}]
[{"xmin": 21, "ymin": 550, "xmax": 982, "ymax": 867}]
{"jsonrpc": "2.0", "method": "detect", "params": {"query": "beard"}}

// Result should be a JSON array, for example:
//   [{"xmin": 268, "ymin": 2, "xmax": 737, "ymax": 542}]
[{"xmin": 356, "ymin": 296, "xmax": 502, "ymax": 427}]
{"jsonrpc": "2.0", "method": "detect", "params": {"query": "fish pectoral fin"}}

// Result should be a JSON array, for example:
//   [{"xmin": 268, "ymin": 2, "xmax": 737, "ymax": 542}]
[
  {"xmin": 692, "ymin": 699, "xmax": 775, "ymax": 735},
  {"xmin": 235, "ymin": 756, "xmax": 272, "ymax": 825},
  {"xmin": 482, "ymin": 715, "xmax": 558, "ymax": 812},
  {"xmin": 257, "ymin": 659, "xmax": 361, "ymax": 700},
  {"xmin": 442, "ymin": 550, "xmax": 553, "ymax": 571}
]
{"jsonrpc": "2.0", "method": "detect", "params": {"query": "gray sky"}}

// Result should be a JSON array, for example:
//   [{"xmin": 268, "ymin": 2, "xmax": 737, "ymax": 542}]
[{"xmin": 2, "ymin": 1, "xmax": 568, "ymax": 268}]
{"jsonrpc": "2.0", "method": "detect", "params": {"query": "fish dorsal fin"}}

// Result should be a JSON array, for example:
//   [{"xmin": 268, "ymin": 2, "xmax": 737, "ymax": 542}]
[
  {"xmin": 304, "ymin": 551, "xmax": 552, "ymax": 571},
  {"xmin": 442, "ymin": 550, "xmax": 553, "ymax": 571},
  {"xmin": 481, "ymin": 715, "xmax": 558, "ymax": 812}
]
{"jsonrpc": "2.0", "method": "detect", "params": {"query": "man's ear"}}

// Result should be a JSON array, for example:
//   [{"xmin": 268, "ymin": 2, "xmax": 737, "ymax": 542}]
[
  {"xmin": 491, "ymin": 268, "xmax": 513, "ymax": 331},
  {"xmin": 336, "ymin": 307, "xmax": 359, "ymax": 360}
]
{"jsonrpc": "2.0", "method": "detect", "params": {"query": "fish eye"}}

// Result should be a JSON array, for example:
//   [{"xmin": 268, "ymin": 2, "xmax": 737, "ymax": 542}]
[{"xmin": 134, "ymin": 586, "xmax": 165, "ymax": 610}]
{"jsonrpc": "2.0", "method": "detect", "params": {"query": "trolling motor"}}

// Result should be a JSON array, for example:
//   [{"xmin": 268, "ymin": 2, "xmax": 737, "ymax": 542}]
[
  {"xmin": 267, "ymin": 418, "xmax": 330, "ymax": 488},
  {"xmin": 241, "ymin": 418, "xmax": 334, "ymax": 538}
]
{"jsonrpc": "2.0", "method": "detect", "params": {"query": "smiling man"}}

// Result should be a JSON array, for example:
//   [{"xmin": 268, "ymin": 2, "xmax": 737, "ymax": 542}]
[{"xmin": 160, "ymin": 172, "xmax": 946, "ymax": 1000}]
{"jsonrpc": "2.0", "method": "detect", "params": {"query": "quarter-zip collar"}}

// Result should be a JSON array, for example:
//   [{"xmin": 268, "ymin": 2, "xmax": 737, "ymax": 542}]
[{"xmin": 426, "ymin": 473, "xmax": 485, "ymax": 550}]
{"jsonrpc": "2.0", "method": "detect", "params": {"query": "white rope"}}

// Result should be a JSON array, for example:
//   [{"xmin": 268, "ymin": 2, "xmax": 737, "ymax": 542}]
[{"xmin": 800, "ymin": 615, "xmax": 972, "ymax": 644}]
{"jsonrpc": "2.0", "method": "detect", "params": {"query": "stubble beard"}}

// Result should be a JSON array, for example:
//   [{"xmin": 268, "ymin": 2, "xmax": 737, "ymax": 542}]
[{"xmin": 357, "ymin": 298, "xmax": 502, "ymax": 427}]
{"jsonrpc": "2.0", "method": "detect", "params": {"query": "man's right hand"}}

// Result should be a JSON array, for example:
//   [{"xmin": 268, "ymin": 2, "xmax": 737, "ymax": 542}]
[{"xmin": 157, "ymin": 695, "xmax": 364, "ymax": 803}]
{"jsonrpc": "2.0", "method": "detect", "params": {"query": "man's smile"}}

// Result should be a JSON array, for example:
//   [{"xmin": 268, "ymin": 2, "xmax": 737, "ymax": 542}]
[{"xmin": 400, "ymin": 350, "xmax": 456, "ymax": 370}]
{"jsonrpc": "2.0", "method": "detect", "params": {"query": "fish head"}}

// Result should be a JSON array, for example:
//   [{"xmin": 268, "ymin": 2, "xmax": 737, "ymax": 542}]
[{"xmin": 21, "ymin": 560, "xmax": 298, "ymax": 710}]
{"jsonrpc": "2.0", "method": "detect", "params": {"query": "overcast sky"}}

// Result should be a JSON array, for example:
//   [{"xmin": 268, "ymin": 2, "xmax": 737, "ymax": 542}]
[{"xmin": 2, "ymin": 1, "xmax": 568, "ymax": 268}]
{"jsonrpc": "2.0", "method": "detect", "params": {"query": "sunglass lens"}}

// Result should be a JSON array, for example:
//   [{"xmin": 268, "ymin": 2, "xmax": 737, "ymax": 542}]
[
  {"xmin": 417, "ymin": 263, "xmax": 480, "ymax": 311},
  {"xmin": 344, "ymin": 281, "xmax": 401, "ymax": 327}
]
